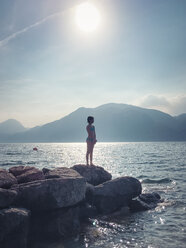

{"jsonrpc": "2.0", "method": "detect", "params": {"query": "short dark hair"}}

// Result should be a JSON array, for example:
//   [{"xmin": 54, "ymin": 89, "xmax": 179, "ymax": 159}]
[{"xmin": 87, "ymin": 116, "xmax": 94, "ymax": 123}]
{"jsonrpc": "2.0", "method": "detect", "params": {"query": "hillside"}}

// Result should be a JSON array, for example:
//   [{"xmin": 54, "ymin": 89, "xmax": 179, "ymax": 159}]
[
  {"xmin": 0, "ymin": 119, "xmax": 28, "ymax": 135},
  {"xmin": 0, "ymin": 103, "xmax": 186, "ymax": 142}
]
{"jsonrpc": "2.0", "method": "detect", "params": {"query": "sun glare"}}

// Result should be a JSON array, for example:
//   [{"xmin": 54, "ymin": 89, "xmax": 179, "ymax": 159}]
[{"xmin": 75, "ymin": 2, "xmax": 101, "ymax": 32}]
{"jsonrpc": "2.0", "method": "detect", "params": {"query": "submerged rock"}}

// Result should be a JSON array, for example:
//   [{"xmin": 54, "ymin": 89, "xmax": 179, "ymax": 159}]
[
  {"xmin": 12, "ymin": 168, "xmax": 86, "ymax": 211},
  {"xmin": 0, "ymin": 207, "xmax": 30, "ymax": 248},
  {"xmin": 130, "ymin": 192, "xmax": 162, "ymax": 212},
  {"xmin": 0, "ymin": 188, "xmax": 17, "ymax": 209},
  {"xmin": 71, "ymin": 164, "xmax": 112, "ymax": 186},
  {"xmin": 0, "ymin": 168, "xmax": 17, "ymax": 189},
  {"xmin": 91, "ymin": 176, "xmax": 142, "ymax": 214}
]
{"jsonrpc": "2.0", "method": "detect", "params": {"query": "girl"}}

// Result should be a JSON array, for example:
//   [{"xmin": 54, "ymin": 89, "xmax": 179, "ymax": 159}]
[{"xmin": 86, "ymin": 116, "xmax": 97, "ymax": 165}]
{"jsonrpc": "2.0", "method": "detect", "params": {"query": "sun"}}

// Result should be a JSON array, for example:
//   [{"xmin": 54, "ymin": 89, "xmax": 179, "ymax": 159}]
[{"xmin": 75, "ymin": 2, "xmax": 101, "ymax": 32}]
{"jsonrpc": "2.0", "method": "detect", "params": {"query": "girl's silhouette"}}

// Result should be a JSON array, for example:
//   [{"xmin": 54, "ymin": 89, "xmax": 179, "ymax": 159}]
[{"xmin": 86, "ymin": 116, "xmax": 97, "ymax": 165}]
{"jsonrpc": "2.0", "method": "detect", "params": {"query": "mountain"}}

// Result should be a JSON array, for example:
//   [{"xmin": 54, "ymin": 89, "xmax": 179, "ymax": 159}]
[
  {"xmin": 0, "ymin": 103, "xmax": 186, "ymax": 142},
  {"xmin": 0, "ymin": 119, "xmax": 28, "ymax": 135}
]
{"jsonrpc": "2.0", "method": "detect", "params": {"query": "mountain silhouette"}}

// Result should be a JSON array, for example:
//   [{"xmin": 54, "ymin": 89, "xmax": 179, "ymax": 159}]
[
  {"xmin": 0, "ymin": 119, "xmax": 28, "ymax": 134},
  {"xmin": 0, "ymin": 103, "xmax": 186, "ymax": 142}
]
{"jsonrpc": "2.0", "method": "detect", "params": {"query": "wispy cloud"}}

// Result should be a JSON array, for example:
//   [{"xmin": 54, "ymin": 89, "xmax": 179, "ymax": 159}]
[{"xmin": 0, "ymin": 10, "xmax": 65, "ymax": 47}]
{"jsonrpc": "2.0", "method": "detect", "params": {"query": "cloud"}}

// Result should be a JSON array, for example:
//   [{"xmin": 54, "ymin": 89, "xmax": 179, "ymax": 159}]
[
  {"xmin": 137, "ymin": 94, "xmax": 186, "ymax": 115},
  {"xmin": 0, "ymin": 10, "xmax": 65, "ymax": 48},
  {"xmin": 170, "ymin": 96, "xmax": 186, "ymax": 115},
  {"xmin": 139, "ymin": 95, "xmax": 170, "ymax": 108}
]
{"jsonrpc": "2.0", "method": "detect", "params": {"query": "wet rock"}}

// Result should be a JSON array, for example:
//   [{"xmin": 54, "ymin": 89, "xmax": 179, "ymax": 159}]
[
  {"xmin": 71, "ymin": 164, "xmax": 112, "ymax": 186},
  {"xmin": 0, "ymin": 188, "xmax": 17, "ymax": 209},
  {"xmin": 0, "ymin": 207, "xmax": 30, "ymax": 248},
  {"xmin": 79, "ymin": 201, "xmax": 98, "ymax": 221},
  {"xmin": 0, "ymin": 168, "xmax": 17, "ymax": 189},
  {"xmin": 92, "ymin": 177, "xmax": 142, "ymax": 214},
  {"xmin": 130, "ymin": 192, "xmax": 162, "ymax": 212},
  {"xmin": 12, "ymin": 168, "xmax": 86, "ymax": 211},
  {"xmin": 139, "ymin": 192, "xmax": 161, "ymax": 203}
]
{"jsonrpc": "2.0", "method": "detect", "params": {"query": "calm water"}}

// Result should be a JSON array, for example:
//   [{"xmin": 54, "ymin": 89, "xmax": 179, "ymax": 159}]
[{"xmin": 0, "ymin": 142, "xmax": 186, "ymax": 248}]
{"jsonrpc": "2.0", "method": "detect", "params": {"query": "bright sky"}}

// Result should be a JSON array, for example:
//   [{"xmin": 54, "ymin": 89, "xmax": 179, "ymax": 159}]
[{"xmin": 0, "ymin": 0, "xmax": 186, "ymax": 127}]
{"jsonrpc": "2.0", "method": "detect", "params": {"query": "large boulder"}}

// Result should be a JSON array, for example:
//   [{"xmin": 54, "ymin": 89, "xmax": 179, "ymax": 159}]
[
  {"xmin": 91, "ymin": 177, "xmax": 142, "ymax": 214},
  {"xmin": 0, "ymin": 169, "xmax": 17, "ymax": 189},
  {"xmin": 12, "ymin": 168, "xmax": 86, "ymax": 211},
  {"xmin": 71, "ymin": 164, "xmax": 112, "ymax": 186},
  {"xmin": 0, "ymin": 207, "xmax": 30, "ymax": 248},
  {"xmin": 130, "ymin": 192, "xmax": 162, "ymax": 212},
  {"xmin": 9, "ymin": 166, "xmax": 45, "ymax": 184},
  {"xmin": 43, "ymin": 167, "xmax": 82, "ymax": 179},
  {"xmin": 0, "ymin": 188, "xmax": 17, "ymax": 209}
]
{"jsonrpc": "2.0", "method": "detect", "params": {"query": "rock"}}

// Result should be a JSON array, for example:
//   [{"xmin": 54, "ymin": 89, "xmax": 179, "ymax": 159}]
[
  {"xmin": 85, "ymin": 183, "xmax": 95, "ymax": 205},
  {"xmin": 0, "ymin": 188, "xmax": 17, "ymax": 209},
  {"xmin": 16, "ymin": 168, "xmax": 45, "ymax": 184},
  {"xmin": 0, "ymin": 207, "xmax": 30, "ymax": 248},
  {"xmin": 9, "ymin": 165, "xmax": 45, "ymax": 184},
  {"xmin": 30, "ymin": 206, "xmax": 81, "ymax": 241},
  {"xmin": 9, "ymin": 166, "xmax": 34, "ymax": 177},
  {"xmin": 12, "ymin": 168, "xmax": 86, "ymax": 211},
  {"xmin": 101, "ymin": 206, "xmax": 130, "ymax": 221},
  {"xmin": 43, "ymin": 167, "xmax": 81, "ymax": 179},
  {"xmin": 79, "ymin": 201, "xmax": 98, "ymax": 221},
  {"xmin": 91, "ymin": 177, "xmax": 142, "ymax": 214},
  {"xmin": 139, "ymin": 192, "xmax": 161, "ymax": 203},
  {"xmin": 0, "ymin": 168, "xmax": 17, "ymax": 189},
  {"xmin": 130, "ymin": 192, "xmax": 162, "ymax": 212},
  {"xmin": 71, "ymin": 164, "xmax": 112, "ymax": 186}
]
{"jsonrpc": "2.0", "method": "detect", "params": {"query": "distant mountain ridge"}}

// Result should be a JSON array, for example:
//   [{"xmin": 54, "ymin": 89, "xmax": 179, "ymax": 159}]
[
  {"xmin": 0, "ymin": 119, "xmax": 28, "ymax": 134},
  {"xmin": 0, "ymin": 103, "xmax": 186, "ymax": 142}
]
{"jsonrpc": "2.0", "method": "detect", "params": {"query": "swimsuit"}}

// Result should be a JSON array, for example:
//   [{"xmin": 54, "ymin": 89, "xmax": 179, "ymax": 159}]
[
  {"xmin": 86, "ymin": 126, "xmax": 95, "ymax": 143},
  {"xmin": 86, "ymin": 137, "xmax": 94, "ymax": 143}
]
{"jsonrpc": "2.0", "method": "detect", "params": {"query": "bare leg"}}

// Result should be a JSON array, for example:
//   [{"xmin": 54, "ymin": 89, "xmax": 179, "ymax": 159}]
[
  {"xmin": 90, "ymin": 144, "xmax": 94, "ymax": 165},
  {"xmin": 87, "ymin": 142, "xmax": 94, "ymax": 165},
  {"xmin": 86, "ymin": 142, "xmax": 91, "ymax": 165},
  {"xmin": 90, "ymin": 151, "xmax": 93, "ymax": 165},
  {"xmin": 86, "ymin": 151, "xmax": 89, "ymax": 165}
]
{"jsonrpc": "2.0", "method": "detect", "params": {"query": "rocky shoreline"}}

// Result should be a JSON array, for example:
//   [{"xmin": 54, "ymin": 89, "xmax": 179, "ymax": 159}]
[{"xmin": 0, "ymin": 165, "xmax": 162, "ymax": 248}]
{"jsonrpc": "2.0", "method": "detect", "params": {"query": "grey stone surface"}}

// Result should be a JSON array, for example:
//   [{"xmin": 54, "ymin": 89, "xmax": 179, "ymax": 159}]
[
  {"xmin": 9, "ymin": 166, "xmax": 45, "ymax": 184},
  {"xmin": 0, "ymin": 188, "xmax": 17, "ymax": 208},
  {"xmin": 92, "ymin": 176, "xmax": 142, "ymax": 214},
  {"xmin": 130, "ymin": 192, "xmax": 162, "ymax": 212},
  {"xmin": 71, "ymin": 164, "xmax": 112, "ymax": 186},
  {"xmin": 9, "ymin": 166, "xmax": 34, "ymax": 177},
  {"xmin": 12, "ymin": 168, "xmax": 86, "ymax": 211},
  {"xmin": 0, "ymin": 168, "xmax": 17, "ymax": 189},
  {"xmin": 0, "ymin": 207, "xmax": 30, "ymax": 248},
  {"xmin": 30, "ymin": 206, "xmax": 81, "ymax": 241}
]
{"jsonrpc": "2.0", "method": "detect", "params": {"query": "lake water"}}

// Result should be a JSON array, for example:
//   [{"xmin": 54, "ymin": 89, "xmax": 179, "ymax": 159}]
[{"xmin": 0, "ymin": 142, "xmax": 186, "ymax": 248}]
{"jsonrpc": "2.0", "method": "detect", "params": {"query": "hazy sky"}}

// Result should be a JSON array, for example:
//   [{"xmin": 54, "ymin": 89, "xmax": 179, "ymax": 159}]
[{"xmin": 0, "ymin": 0, "xmax": 186, "ymax": 127}]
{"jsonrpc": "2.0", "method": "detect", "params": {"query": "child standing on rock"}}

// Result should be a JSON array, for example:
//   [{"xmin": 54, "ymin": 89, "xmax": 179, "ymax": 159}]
[{"xmin": 86, "ymin": 116, "xmax": 97, "ymax": 166}]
